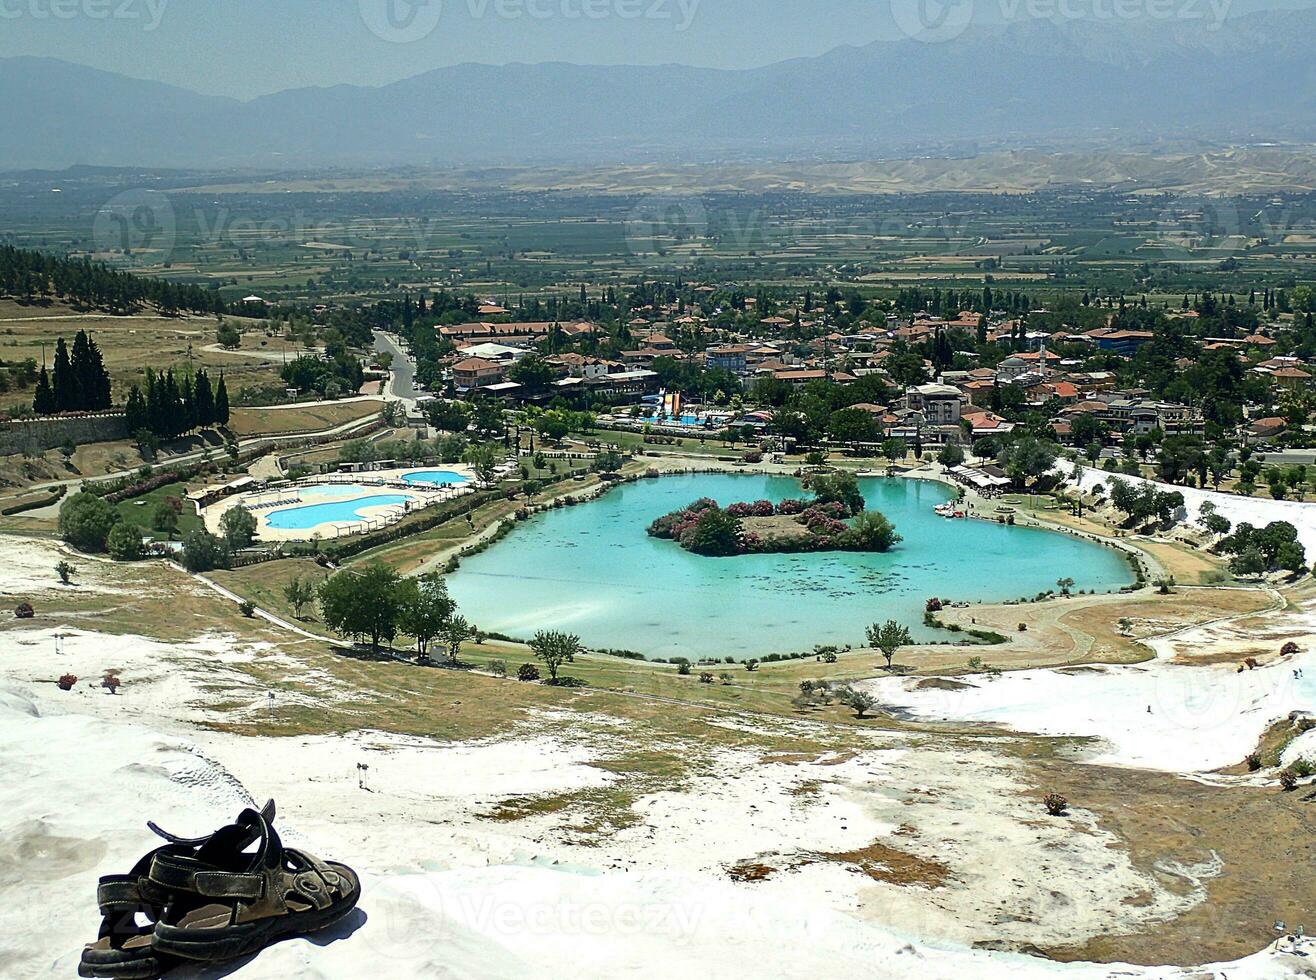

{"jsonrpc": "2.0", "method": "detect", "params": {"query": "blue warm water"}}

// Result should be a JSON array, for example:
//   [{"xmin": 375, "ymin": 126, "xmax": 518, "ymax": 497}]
[
  {"xmin": 401, "ymin": 470, "xmax": 469, "ymax": 486},
  {"xmin": 444, "ymin": 474, "xmax": 1135, "ymax": 660},
  {"xmin": 266, "ymin": 494, "xmax": 413, "ymax": 530}
]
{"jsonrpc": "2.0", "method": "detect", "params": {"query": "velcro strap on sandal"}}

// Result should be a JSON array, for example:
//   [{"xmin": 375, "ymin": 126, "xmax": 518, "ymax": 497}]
[
  {"xmin": 96, "ymin": 876, "xmax": 143, "ymax": 915},
  {"xmin": 193, "ymin": 871, "xmax": 264, "ymax": 900},
  {"xmin": 147, "ymin": 853, "xmax": 202, "ymax": 892}
]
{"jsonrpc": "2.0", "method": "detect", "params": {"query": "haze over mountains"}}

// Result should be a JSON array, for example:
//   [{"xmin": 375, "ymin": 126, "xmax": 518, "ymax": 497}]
[{"xmin": 3, "ymin": 11, "xmax": 1314, "ymax": 171}]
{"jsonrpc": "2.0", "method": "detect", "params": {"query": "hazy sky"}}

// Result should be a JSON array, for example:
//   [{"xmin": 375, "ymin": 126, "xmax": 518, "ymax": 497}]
[{"xmin": 0, "ymin": 0, "xmax": 1312, "ymax": 99}]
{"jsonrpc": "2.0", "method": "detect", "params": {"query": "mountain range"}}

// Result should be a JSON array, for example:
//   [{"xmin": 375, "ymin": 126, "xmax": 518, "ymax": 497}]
[{"xmin": 3, "ymin": 12, "xmax": 1314, "ymax": 171}]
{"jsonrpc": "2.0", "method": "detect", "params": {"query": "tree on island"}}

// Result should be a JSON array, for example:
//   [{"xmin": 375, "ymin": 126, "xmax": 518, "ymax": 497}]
[
  {"xmin": 682, "ymin": 506, "xmax": 744, "ymax": 557},
  {"xmin": 867, "ymin": 620, "xmax": 913, "ymax": 671},
  {"xmin": 849, "ymin": 511, "xmax": 901, "ymax": 551},
  {"xmin": 803, "ymin": 470, "xmax": 865, "ymax": 515},
  {"xmin": 531, "ymin": 630, "xmax": 583, "ymax": 683}
]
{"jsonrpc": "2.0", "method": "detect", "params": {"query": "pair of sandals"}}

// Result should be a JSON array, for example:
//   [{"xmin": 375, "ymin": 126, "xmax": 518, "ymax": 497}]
[{"xmin": 80, "ymin": 801, "xmax": 361, "ymax": 979}]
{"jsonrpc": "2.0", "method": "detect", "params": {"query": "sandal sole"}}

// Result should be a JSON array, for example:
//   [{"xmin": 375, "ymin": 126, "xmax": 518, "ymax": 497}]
[{"xmin": 152, "ymin": 875, "xmax": 361, "ymax": 963}]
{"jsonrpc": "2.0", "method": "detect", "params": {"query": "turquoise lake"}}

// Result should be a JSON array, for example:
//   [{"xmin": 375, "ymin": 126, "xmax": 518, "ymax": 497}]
[{"xmin": 445, "ymin": 474, "xmax": 1135, "ymax": 660}]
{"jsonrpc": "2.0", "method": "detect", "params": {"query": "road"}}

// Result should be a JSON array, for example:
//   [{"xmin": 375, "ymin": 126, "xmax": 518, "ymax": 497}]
[{"xmin": 373, "ymin": 330, "xmax": 423, "ymax": 406}]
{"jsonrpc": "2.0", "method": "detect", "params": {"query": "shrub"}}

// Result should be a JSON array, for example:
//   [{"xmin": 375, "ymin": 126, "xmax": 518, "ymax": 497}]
[
  {"xmin": 926, "ymin": 597, "xmax": 943, "ymax": 613},
  {"xmin": 1018, "ymin": 623, "xmax": 1028, "ymax": 632},
  {"xmin": 14, "ymin": 602, "xmax": 33, "ymax": 619},
  {"xmin": 1043, "ymin": 793, "xmax": 1069, "ymax": 816},
  {"xmin": 1246, "ymin": 752, "xmax": 1263, "ymax": 772},
  {"xmin": 489, "ymin": 659, "xmax": 508, "ymax": 678},
  {"xmin": 699, "ymin": 672, "xmax": 715, "ymax": 684},
  {"xmin": 517, "ymin": 663, "xmax": 541, "ymax": 683},
  {"xmin": 1280, "ymin": 768, "xmax": 1298, "ymax": 792},
  {"xmin": 1282, "ymin": 641, "xmax": 1300, "ymax": 657},
  {"xmin": 676, "ymin": 659, "xmax": 692, "ymax": 676},
  {"xmin": 1294, "ymin": 758, "xmax": 1315, "ymax": 779},
  {"xmin": 238, "ymin": 600, "xmax": 256, "ymax": 618},
  {"xmin": 55, "ymin": 560, "xmax": 74, "ymax": 584},
  {"xmin": 821, "ymin": 650, "xmax": 839, "ymax": 664},
  {"xmin": 101, "ymin": 673, "xmax": 121, "ymax": 695},
  {"xmin": 744, "ymin": 659, "xmax": 760, "ymax": 672},
  {"xmin": 57, "ymin": 673, "xmax": 77, "ymax": 691},
  {"xmin": 719, "ymin": 673, "xmax": 732, "ymax": 685}
]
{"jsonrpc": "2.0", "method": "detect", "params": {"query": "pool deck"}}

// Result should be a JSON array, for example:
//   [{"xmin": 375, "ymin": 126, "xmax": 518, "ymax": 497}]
[{"xmin": 200, "ymin": 465, "xmax": 477, "ymax": 542}]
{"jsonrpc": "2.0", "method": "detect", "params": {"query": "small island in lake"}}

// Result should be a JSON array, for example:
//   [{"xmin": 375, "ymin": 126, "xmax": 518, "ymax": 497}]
[{"xmin": 647, "ymin": 472, "xmax": 901, "ymax": 557}]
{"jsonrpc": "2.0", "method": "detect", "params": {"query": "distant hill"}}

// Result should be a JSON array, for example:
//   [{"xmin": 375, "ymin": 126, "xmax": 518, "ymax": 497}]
[{"xmin": 3, "ymin": 12, "xmax": 1315, "ymax": 170}]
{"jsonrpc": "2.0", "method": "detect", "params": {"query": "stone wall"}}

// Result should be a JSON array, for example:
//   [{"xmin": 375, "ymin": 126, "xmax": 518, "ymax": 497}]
[{"xmin": 0, "ymin": 413, "xmax": 129, "ymax": 456}]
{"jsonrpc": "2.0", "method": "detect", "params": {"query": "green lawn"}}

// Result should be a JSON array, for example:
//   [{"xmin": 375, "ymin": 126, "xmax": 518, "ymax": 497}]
[{"xmin": 115, "ymin": 482, "xmax": 204, "ymax": 541}]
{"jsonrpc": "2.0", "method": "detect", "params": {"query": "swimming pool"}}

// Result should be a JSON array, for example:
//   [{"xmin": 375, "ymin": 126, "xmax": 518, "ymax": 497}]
[
  {"xmin": 401, "ymin": 470, "xmax": 469, "ymax": 487},
  {"xmin": 266, "ymin": 494, "xmax": 414, "ymax": 530}
]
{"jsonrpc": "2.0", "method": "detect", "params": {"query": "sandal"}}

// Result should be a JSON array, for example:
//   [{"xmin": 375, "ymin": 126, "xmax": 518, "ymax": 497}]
[
  {"xmin": 150, "ymin": 801, "xmax": 360, "ymax": 964},
  {"xmin": 79, "ymin": 802, "xmax": 275, "ymax": 979}
]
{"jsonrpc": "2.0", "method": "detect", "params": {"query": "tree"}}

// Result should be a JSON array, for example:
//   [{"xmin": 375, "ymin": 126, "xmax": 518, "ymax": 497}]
[
  {"xmin": 440, "ymin": 614, "xmax": 473, "ymax": 661},
  {"xmin": 998, "ymin": 436, "xmax": 1059, "ymax": 489},
  {"xmin": 937, "ymin": 443, "xmax": 965, "ymax": 468},
  {"xmin": 218, "ymin": 506, "xmax": 258, "ymax": 548},
  {"xmin": 397, "ymin": 574, "xmax": 456, "ymax": 660},
  {"xmin": 531, "ymin": 630, "xmax": 583, "ymax": 683},
  {"xmin": 214, "ymin": 374, "xmax": 230, "ymax": 426},
  {"xmin": 592, "ymin": 449, "xmax": 625, "ymax": 475},
  {"xmin": 52, "ymin": 337, "xmax": 73, "ymax": 412},
  {"xmin": 881, "ymin": 438, "xmax": 906, "ymax": 463},
  {"xmin": 848, "ymin": 510, "xmax": 901, "ymax": 551},
  {"xmin": 827, "ymin": 408, "xmax": 879, "ymax": 445},
  {"xmin": 463, "ymin": 444, "xmax": 498, "ymax": 485},
  {"xmin": 106, "ymin": 523, "xmax": 144, "ymax": 561},
  {"xmin": 32, "ymin": 365, "xmax": 55, "ymax": 415},
  {"xmin": 318, "ymin": 562, "xmax": 402, "ymax": 651},
  {"xmin": 152, "ymin": 500, "xmax": 180, "ymax": 539},
  {"xmin": 1057, "ymin": 577, "xmax": 1075, "ymax": 596},
  {"xmin": 55, "ymin": 560, "xmax": 74, "ymax": 585},
  {"xmin": 180, "ymin": 530, "xmax": 229, "ymax": 573},
  {"xmin": 837, "ymin": 686, "xmax": 879, "ymax": 719},
  {"xmin": 282, "ymin": 575, "xmax": 316, "ymax": 619},
  {"xmin": 866, "ymin": 620, "xmax": 912, "ymax": 671},
  {"xmin": 424, "ymin": 399, "xmax": 470, "ymax": 433},
  {"xmin": 680, "ymin": 506, "xmax": 743, "ymax": 557},
  {"xmin": 216, "ymin": 322, "xmax": 241, "ymax": 349},
  {"xmin": 804, "ymin": 470, "xmax": 865, "ymax": 514},
  {"xmin": 58, "ymin": 492, "xmax": 120, "ymax": 552},
  {"xmin": 508, "ymin": 354, "xmax": 557, "ymax": 393}
]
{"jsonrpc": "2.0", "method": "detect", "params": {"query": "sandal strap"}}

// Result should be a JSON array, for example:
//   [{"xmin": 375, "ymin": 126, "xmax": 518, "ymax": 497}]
[
  {"xmin": 193, "ymin": 871, "xmax": 265, "ymax": 900},
  {"xmin": 96, "ymin": 876, "xmax": 145, "ymax": 916}
]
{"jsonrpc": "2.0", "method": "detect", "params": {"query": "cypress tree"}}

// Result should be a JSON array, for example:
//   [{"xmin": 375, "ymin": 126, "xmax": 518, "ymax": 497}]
[
  {"xmin": 85, "ymin": 334, "xmax": 112, "ymax": 409},
  {"xmin": 52, "ymin": 338, "xmax": 73, "ymax": 412},
  {"xmin": 124, "ymin": 386, "xmax": 147, "ymax": 433},
  {"xmin": 32, "ymin": 366, "xmax": 55, "ymax": 415},
  {"xmin": 194, "ymin": 370, "xmax": 214, "ymax": 428},
  {"xmin": 215, "ymin": 374, "xmax": 230, "ymax": 427}
]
